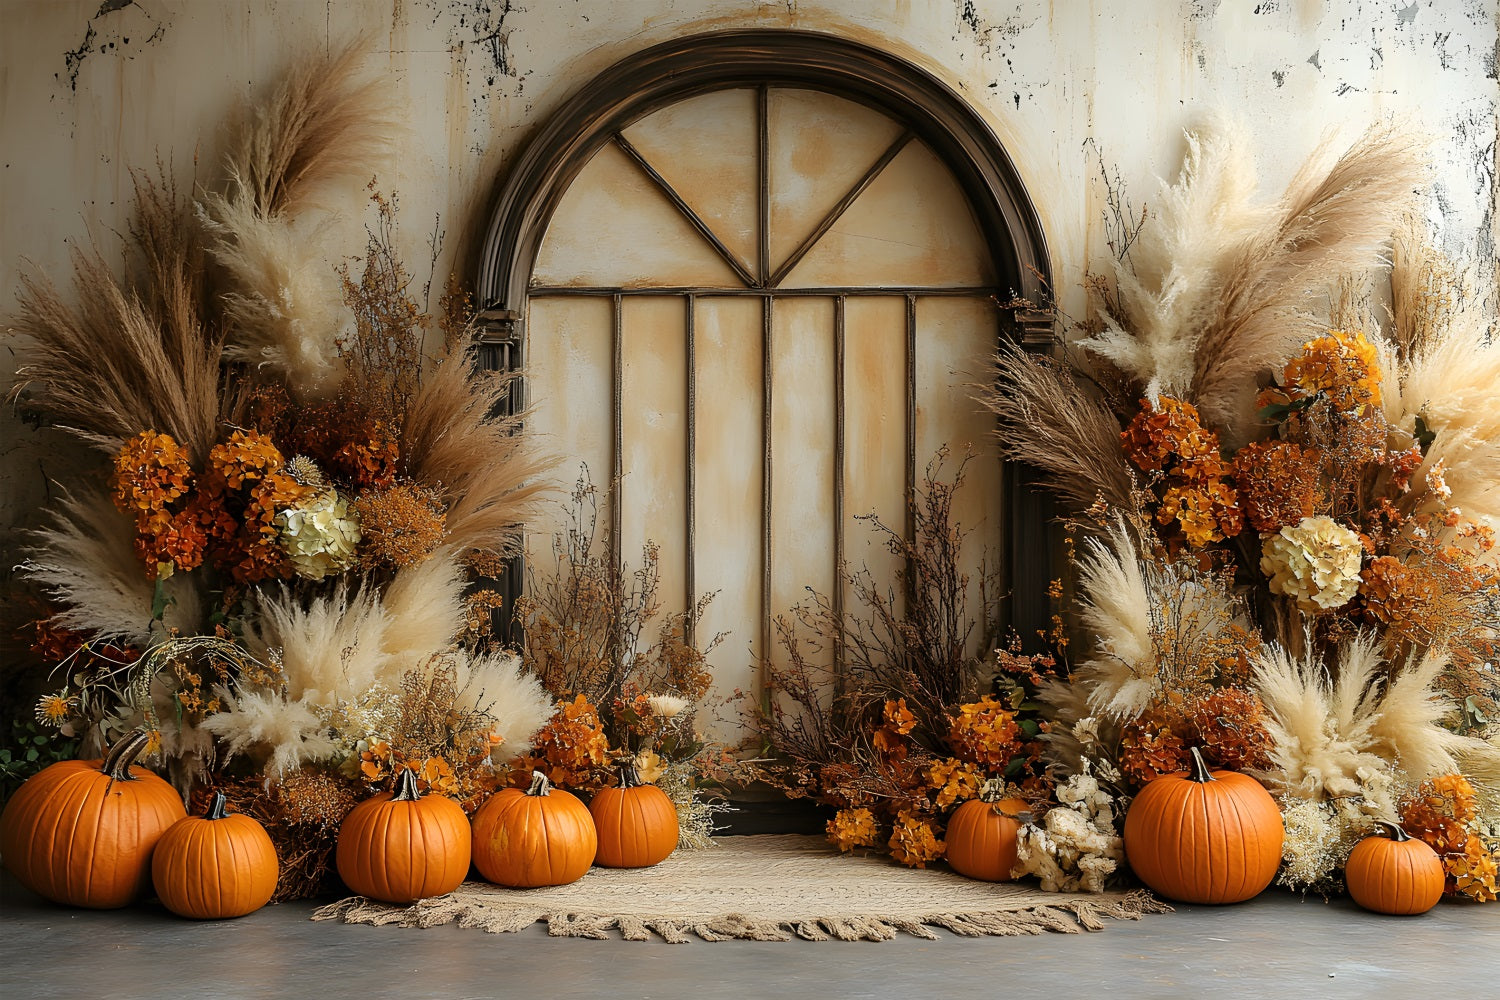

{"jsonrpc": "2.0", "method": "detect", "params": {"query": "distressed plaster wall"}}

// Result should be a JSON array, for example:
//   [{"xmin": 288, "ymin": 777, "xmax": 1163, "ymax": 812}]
[{"xmin": 1, "ymin": 0, "xmax": 1495, "ymax": 564}]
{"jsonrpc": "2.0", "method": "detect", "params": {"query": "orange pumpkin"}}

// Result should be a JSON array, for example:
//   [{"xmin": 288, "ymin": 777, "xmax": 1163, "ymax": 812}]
[
  {"xmin": 335, "ymin": 768, "xmax": 472, "ymax": 904},
  {"xmin": 589, "ymin": 763, "xmax": 678, "ymax": 869},
  {"xmin": 1344, "ymin": 820, "xmax": 1445, "ymax": 916},
  {"xmin": 0, "ymin": 730, "xmax": 187, "ymax": 908},
  {"xmin": 945, "ymin": 780, "xmax": 1030, "ymax": 882},
  {"xmin": 472, "ymin": 770, "xmax": 597, "ymax": 887},
  {"xmin": 152, "ymin": 790, "xmax": 279, "ymax": 919},
  {"xmin": 1123, "ymin": 747, "xmax": 1283, "ymax": 904}
]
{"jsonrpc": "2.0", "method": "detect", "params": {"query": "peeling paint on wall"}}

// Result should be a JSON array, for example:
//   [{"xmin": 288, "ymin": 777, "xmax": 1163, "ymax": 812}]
[{"xmin": 60, "ymin": 0, "xmax": 167, "ymax": 92}]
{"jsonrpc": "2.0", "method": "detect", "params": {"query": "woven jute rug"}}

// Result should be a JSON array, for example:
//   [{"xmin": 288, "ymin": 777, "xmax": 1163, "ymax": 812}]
[{"xmin": 313, "ymin": 834, "xmax": 1169, "ymax": 943}]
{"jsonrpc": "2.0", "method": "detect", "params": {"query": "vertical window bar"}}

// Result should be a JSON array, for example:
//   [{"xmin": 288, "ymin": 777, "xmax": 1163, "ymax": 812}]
[
  {"xmin": 833, "ymin": 295, "xmax": 847, "ymax": 700},
  {"xmin": 905, "ymin": 293, "xmax": 918, "ymax": 562},
  {"xmin": 612, "ymin": 293, "xmax": 624, "ymax": 573},
  {"xmin": 757, "ymin": 84, "xmax": 770, "ymax": 288},
  {"xmin": 685, "ymin": 294, "xmax": 697, "ymax": 648},
  {"xmin": 760, "ymin": 296, "xmax": 774, "ymax": 715}
]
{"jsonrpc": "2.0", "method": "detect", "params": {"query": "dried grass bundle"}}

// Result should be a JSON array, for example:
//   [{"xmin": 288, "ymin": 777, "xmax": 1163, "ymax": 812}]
[
  {"xmin": 12, "ymin": 242, "xmax": 223, "ymax": 463},
  {"xmin": 978, "ymin": 346, "xmax": 1134, "ymax": 516},
  {"xmin": 1079, "ymin": 121, "xmax": 1427, "ymax": 447},
  {"xmin": 1252, "ymin": 634, "xmax": 1470, "ymax": 799},
  {"xmin": 1066, "ymin": 521, "xmax": 1157, "ymax": 718},
  {"xmin": 1189, "ymin": 124, "xmax": 1427, "ymax": 442},
  {"xmin": 450, "ymin": 649, "xmax": 554, "ymax": 763},
  {"xmin": 22, "ymin": 490, "xmax": 200, "ymax": 645},
  {"xmin": 402, "ymin": 356, "xmax": 552, "ymax": 556},
  {"xmin": 243, "ymin": 582, "xmax": 392, "ymax": 705},
  {"xmin": 378, "ymin": 547, "xmax": 469, "ymax": 667},
  {"xmin": 199, "ymin": 688, "xmax": 340, "ymax": 779},
  {"xmin": 1080, "ymin": 122, "xmax": 1267, "ymax": 404}
]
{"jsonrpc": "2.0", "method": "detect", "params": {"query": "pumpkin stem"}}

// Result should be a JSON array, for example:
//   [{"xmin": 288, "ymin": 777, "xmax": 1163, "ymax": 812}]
[
  {"xmin": 1187, "ymin": 746, "xmax": 1215, "ymax": 784},
  {"xmin": 978, "ymin": 777, "xmax": 1007, "ymax": 803},
  {"xmin": 101, "ymin": 729, "xmax": 153, "ymax": 781},
  {"xmin": 391, "ymin": 767, "xmax": 423, "ymax": 802},
  {"xmin": 618, "ymin": 763, "xmax": 648, "ymax": 789},
  {"xmin": 204, "ymin": 790, "xmax": 230, "ymax": 821},
  {"xmin": 1374, "ymin": 819, "xmax": 1413, "ymax": 842},
  {"xmin": 526, "ymin": 769, "xmax": 552, "ymax": 797}
]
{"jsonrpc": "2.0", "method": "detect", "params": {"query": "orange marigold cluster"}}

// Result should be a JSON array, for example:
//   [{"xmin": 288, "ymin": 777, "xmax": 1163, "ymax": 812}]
[
  {"xmin": 1119, "ymin": 688, "xmax": 1274, "ymax": 788},
  {"xmin": 946, "ymin": 695, "xmax": 1022, "ymax": 771},
  {"xmin": 926, "ymin": 757, "xmax": 983, "ymax": 809},
  {"xmin": 111, "ymin": 431, "xmax": 207, "ymax": 574},
  {"xmin": 199, "ymin": 430, "xmax": 307, "ymax": 583},
  {"xmin": 827, "ymin": 807, "xmax": 881, "ymax": 852},
  {"xmin": 352, "ymin": 483, "xmax": 447, "ymax": 568},
  {"xmin": 1281, "ymin": 329, "xmax": 1382, "ymax": 416},
  {"xmin": 1121, "ymin": 397, "xmax": 1242, "ymax": 547},
  {"xmin": 887, "ymin": 809, "xmax": 945, "ymax": 868},
  {"xmin": 1447, "ymin": 837, "xmax": 1500, "ymax": 903},
  {"xmin": 513, "ymin": 694, "xmax": 611, "ymax": 791},
  {"xmin": 1232, "ymin": 439, "xmax": 1322, "ymax": 535},
  {"xmin": 1401, "ymin": 773, "xmax": 1477, "ymax": 855}
]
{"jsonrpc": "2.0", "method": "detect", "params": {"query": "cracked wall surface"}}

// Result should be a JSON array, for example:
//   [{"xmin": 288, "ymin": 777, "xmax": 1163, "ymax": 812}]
[{"xmin": 1, "ymin": 0, "xmax": 1495, "ymax": 555}]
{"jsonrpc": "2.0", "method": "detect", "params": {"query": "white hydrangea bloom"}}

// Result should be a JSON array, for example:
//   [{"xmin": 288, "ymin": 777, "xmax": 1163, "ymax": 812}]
[
  {"xmin": 1260, "ymin": 515, "xmax": 1363, "ymax": 611},
  {"xmin": 277, "ymin": 489, "xmax": 361, "ymax": 579}
]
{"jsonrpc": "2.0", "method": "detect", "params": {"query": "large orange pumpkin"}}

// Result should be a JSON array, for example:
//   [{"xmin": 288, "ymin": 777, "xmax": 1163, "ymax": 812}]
[
  {"xmin": 945, "ymin": 780, "xmax": 1030, "ymax": 882},
  {"xmin": 1344, "ymin": 820, "xmax": 1445, "ymax": 915},
  {"xmin": 152, "ymin": 790, "xmax": 279, "ymax": 919},
  {"xmin": 589, "ymin": 763, "xmax": 678, "ymax": 869},
  {"xmin": 1123, "ymin": 747, "xmax": 1283, "ymax": 904},
  {"xmin": 0, "ymin": 729, "xmax": 187, "ymax": 908},
  {"xmin": 472, "ymin": 770, "xmax": 596, "ymax": 887},
  {"xmin": 335, "ymin": 768, "xmax": 472, "ymax": 904}
]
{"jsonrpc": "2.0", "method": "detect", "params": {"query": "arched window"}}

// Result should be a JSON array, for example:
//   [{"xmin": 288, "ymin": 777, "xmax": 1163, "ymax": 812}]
[{"xmin": 476, "ymin": 30, "xmax": 1051, "ymax": 742}]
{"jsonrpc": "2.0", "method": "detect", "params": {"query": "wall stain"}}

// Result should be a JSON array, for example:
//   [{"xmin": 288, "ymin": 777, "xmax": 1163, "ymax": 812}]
[
  {"xmin": 419, "ymin": 0, "xmax": 525, "ymax": 89},
  {"xmin": 59, "ymin": 1, "xmax": 167, "ymax": 92}
]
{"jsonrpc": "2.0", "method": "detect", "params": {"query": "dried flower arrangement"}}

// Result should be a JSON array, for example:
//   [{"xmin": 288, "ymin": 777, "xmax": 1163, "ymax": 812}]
[
  {"xmin": 7, "ymin": 46, "xmax": 554, "ymax": 899},
  {"xmin": 978, "ymin": 120, "xmax": 1500, "ymax": 899},
  {"xmin": 511, "ymin": 468, "xmax": 741, "ymax": 848},
  {"xmin": 757, "ymin": 450, "xmax": 1064, "ymax": 867}
]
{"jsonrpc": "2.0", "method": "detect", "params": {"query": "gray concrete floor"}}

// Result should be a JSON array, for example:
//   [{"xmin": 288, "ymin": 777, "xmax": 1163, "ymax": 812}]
[{"xmin": 3, "ymin": 867, "xmax": 1498, "ymax": 1000}]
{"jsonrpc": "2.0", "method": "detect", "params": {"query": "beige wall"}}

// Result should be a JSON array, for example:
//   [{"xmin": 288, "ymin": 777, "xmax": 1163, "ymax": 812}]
[{"xmin": 3, "ymin": 0, "xmax": 1496, "ymax": 545}]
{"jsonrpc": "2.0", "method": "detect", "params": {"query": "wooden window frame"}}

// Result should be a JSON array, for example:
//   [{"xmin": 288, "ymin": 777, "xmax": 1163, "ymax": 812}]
[{"xmin": 472, "ymin": 28, "xmax": 1058, "ymax": 646}]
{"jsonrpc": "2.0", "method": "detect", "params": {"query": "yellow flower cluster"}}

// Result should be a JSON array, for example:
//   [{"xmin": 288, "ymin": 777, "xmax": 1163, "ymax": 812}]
[
  {"xmin": 1121, "ymin": 397, "xmax": 1242, "ymax": 547},
  {"xmin": 887, "ymin": 809, "xmax": 945, "ymax": 868},
  {"xmin": 826, "ymin": 807, "xmax": 881, "ymax": 853},
  {"xmin": 947, "ymin": 695, "xmax": 1021, "ymax": 771},
  {"xmin": 1282, "ymin": 329, "xmax": 1382, "ymax": 416}
]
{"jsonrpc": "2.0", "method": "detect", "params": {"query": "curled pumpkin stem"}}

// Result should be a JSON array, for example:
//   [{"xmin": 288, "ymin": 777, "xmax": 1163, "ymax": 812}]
[{"xmin": 526, "ymin": 770, "xmax": 553, "ymax": 797}]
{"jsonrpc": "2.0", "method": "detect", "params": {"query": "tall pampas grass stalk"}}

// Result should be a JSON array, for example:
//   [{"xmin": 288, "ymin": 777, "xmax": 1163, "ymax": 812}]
[
  {"xmin": 243, "ymin": 582, "xmax": 393, "ymax": 706},
  {"xmin": 402, "ymin": 354, "xmax": 553, "ymax": 556},
  {"xmin": 451, "ymin": 649, "xmax": 554, "ymax": 764},
  {"xmin": 222, "ymin": 42, "xmax": 399, "ymax": 219},
  {"xmin": 204, "ymin": 41, "xmax": 397, "ymax": 400},
  {"xmin": 379, "ymin": 548, "xmax": 470, "ymax": 666},
  {"xmin": 977, "ymin": 346, "xmax": 1135, "ymax": 517},
  {"xmin": 1066, "ymin": 520, "xmax": 1158, "ymax": 718}
]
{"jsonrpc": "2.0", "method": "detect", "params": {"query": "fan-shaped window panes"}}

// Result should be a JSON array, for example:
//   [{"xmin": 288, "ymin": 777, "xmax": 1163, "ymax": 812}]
[{"xmin": 527, "ymin": 87, "xmax": 1005, "ymax": 744}]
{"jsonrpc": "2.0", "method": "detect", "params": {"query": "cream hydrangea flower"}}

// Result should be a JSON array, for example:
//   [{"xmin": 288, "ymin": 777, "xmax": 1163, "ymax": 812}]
[
  {"xmin": 1260, "ymin": 515, "xmax": 1363, "ymax": 611},
  {"xmin": 277, "ymin": 490, "xmax": 361, "ymax": 579}
]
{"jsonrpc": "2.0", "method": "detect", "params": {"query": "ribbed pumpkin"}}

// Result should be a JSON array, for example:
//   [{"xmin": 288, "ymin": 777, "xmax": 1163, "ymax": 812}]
[
  {"xmin": 1123, "ymin": 747, "xmax": 1283, "ymax": 904},
  {"xmin": 944, "ymin": 780, "xmax": 1029, "ymax": 882},
  {"xmin": 151, "ymin": 791, "xmax": 279, "ymax": 919},
  {"xmin": 589, "ymin": 763, "xmax": 678, "ymax": 868},
  {"xmin": 0, "ymin": 730, "xmax": 187, "ymax": 908},
  {"xmin": 1344, "ymin": 821, "xmax": 1445, "ymax": 915},
  {"xmin": 472, "ymin": 770, "xmax": 597, "ymax": 887},
  {"xmin": 335, "ymin": 768, "xmax": 471, "ymax": 904}
]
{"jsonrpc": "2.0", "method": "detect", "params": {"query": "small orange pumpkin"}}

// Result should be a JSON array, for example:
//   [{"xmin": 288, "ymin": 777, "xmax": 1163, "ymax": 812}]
[
  {"xmin": 472, "ymin": 770, "xmax": 597, "ymax": 887},
  {"xmin": 1123, "ymin": 747, "xmax": 1283, "ymax": 904},
  {"xmin": 589, "ymin": 763, "xmax": 678, "ymax": 869},
  {"xmin": 152, "ymin": 791, "xmax": 279, "ymax": 919},
  {"xmin": 1344, "ymin": 820, "xmax": 1445, "ymax": 916},
  {"xmin": 944, "ymin": 779, "xmax": 1029, "ymax": 882},
  {"xmin": 0, "ymin": 730, "xmax": 187, "ymax": 908},
  {"xmin": 335, "ymin": 768, "xmax": 472, "ymax": 904}
]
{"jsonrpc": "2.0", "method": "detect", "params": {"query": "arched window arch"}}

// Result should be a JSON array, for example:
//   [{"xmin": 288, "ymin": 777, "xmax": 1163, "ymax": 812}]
[{"xmin": 474, "ymin": 30, "xmax": 1052, "ymax": 741}]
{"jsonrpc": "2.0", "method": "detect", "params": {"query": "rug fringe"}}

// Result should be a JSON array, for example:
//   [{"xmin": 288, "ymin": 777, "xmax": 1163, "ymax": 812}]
[{"xmin": 313, "ymin": 889, "xmax": 1171, "ymax": 944}]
